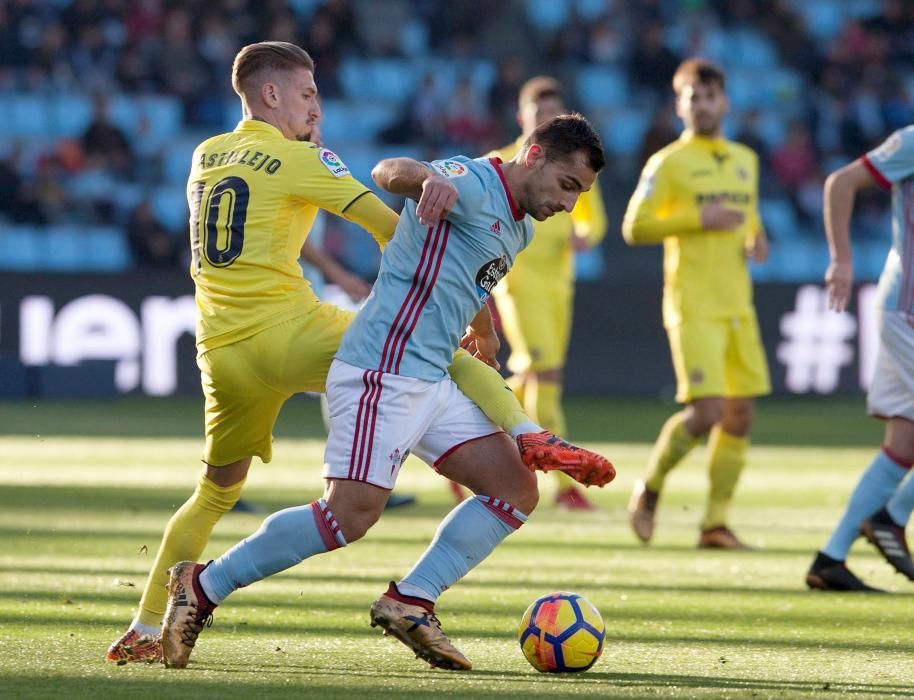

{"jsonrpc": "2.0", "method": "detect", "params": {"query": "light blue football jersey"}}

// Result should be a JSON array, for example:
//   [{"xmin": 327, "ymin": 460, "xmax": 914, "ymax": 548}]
[
  {"xmin": 863, "ymin": 125, "xmax": 914, "ymax": 315},
  {"xmin": 337, "ymin": 156, "xmax": 534, "ymax": 381}
]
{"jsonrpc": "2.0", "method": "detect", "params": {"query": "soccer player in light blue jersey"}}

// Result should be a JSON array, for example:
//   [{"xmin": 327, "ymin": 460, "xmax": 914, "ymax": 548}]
[
  {"xmin": 160, "ymin": 115, "xmax": 615, "ymax": 670},
  {"xmin": 807, "ymin": 125, "xmax": 914, "ymax": 592}
]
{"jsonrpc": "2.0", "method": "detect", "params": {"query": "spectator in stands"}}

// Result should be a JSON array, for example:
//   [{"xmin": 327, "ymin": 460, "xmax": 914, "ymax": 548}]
[
  {"xmin": 771, "ymin": 121, "xmax": 817, "ymax": 190},
  {"xmin": 127, "ymin": 200, "xmax": 179, "ymax": 269},
  {"xmin": 629, "ymin": 21, "xmax": 680, "ymax": 98},
  {"xmin": 0, "ymin": 148, "xmax": 45, "ymax": 224},
  {"xmin": 81, "ymin": 95, "xmax": 134, "ymax": 175}
]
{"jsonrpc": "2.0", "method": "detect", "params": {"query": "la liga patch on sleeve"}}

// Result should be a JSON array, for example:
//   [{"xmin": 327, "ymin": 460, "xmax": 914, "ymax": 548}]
[
  {"xmin": 320, "ymin": 148, "xmax": 350, "ymax": 177},
  {"xmin": 432, "ymin": 160, "xmax": 468, "ymax": 178}
]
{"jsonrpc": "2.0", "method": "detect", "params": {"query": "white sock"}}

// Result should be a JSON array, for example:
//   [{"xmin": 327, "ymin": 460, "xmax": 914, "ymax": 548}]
[
  {"xmin": 509, "ymin": 420, "xmax": 544, "ymax": 438},
  {"xmin": 129, "ymin": 618, "xmax": 161, "ymax": 638},
  {"xmin": 395, "ymin": 580, "xmax": 436, "ymax": 602}
]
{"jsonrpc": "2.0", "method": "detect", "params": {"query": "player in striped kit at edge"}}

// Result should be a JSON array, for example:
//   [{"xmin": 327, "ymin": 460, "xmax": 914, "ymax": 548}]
[
  {"xmin": 806, "ymin": 124, "xmax": 914, "ymax": 591},
  {"xmin": 160, "ymin": 114, "xmax": 615, "ymax": 670}
]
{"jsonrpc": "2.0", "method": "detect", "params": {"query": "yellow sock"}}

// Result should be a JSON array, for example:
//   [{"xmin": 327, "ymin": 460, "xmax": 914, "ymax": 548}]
[
  {"xmin": 703, "ymin": 426, "xmax": 748, "ymax": 529},
  {"xmin": 136, "ymin": 474, "xmax": 244, "ymax": 627},
  {"xmin": 448, "ymin": 349, "xmax": 532, "ymax": 434},
  {"xmin": 644, "ymin": 411, "xmax": 700, "ymax": 493},
  {"xmin": 506, "ymin": 374, "xmax": 526, "ymax": 405},
  {"xmin": 524, "ymin": 378, "xmax": 575, "ymax": 491}
]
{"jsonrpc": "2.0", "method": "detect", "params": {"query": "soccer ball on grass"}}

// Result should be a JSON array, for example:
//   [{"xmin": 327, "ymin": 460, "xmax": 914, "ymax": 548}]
[{"xmin": 518, "ymin": 591, "xmax": 605, "ymax": 672}]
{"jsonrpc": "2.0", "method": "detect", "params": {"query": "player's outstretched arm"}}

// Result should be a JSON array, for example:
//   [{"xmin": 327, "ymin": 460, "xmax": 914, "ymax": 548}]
[
  {"xmin": 372, "ymin": 158, "xmax": 457, "ymax": 226},
  {"xmin": 300, "ymin": 239, "xmax": 371, "ymax": 299},
  {"xmin": 340, "ymin": 192, "xmax": 400, "ymax": 249},
  {"xmin": 822, "ymin": 160, "xmax": 876, "ymax": 311}
]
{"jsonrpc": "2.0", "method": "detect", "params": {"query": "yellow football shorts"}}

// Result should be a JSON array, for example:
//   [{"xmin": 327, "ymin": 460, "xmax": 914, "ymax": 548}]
[
  {"xmin": 494, "ymin": 281, "xmax": 573, "ymax": 374},
  {"xmin": 197, "ymin": 304, "xmax": 355, "ymax": 466},
  {"xmin": 666, "ymin": 311, "xmax": 771, "ymax": 403}
]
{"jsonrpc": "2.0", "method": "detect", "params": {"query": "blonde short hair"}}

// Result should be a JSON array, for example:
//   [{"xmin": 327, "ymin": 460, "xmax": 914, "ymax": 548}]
[{"xmin": 231, "ymin": 41, "xmax": 315, "ymax": 97}]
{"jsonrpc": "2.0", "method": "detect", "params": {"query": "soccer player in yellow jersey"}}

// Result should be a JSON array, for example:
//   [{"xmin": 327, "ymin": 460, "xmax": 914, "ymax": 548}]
[
  {"xmin": 106, "ymin": 41, "xmax": 605, "ymax": 663},
  {"xmin": 489, "ymin": 77, "xmax": 608, "ymax": 510},
  {"xmin": 622, "ymin": 58, "xmax": 771, "ymax": 550}
]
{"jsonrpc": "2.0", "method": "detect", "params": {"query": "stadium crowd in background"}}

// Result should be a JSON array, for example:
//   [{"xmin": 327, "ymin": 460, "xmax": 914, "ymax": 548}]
[{"xmin": 0, "ymin": 0, "xmax": 912, "ymax": 273}]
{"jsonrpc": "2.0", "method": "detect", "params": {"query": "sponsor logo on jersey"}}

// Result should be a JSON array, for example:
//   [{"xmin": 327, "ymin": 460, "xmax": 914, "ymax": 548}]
[
  {"xmin": 489, "ymin": 220, "xmax": 501, "ymax": 235},
  {"xmin": 320, "ymin": 149, "xmax": 350, "ymax": 177},
  {"xmin": 433, "ymin": 160, "xmax": 468, "ymax": 178},
  {"xmin": 873, "ymin": 132, "xmax": 902, "ymax": 162},
  {"xmin": 475, "ymin": 255, "xmax": 508, "ymax": 301},
  {"xmin": 736, "ymin": 166, "xmax": 748, "ymax": 181}
]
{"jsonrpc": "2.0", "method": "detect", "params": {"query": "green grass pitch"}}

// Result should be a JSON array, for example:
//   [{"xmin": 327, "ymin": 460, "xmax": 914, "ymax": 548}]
[{"xmin": 1, "ymin": 396, "xmax": 912, "ymax": 699}]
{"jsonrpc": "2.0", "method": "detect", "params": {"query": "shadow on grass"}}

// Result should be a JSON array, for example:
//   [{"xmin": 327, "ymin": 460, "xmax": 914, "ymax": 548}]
[
  {"xmin": 4, "ymin": 595, "xmax": 913, "ymax": 654},
  {"xmin": 3, "ymin": 667, "xmax": 912, "ymax": 699}
]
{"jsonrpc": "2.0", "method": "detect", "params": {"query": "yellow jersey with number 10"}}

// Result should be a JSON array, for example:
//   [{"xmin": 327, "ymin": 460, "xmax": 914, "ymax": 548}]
[
  {"xmin": 622, "ymin": 132, "xmax": 763, "ymax": 327},
  {"xmin": 187, "ymin": 119, "xmax": 370, "ymax": 353}
]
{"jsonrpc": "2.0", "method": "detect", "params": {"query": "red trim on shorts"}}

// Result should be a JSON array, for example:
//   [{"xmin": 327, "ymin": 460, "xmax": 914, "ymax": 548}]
[
  {"xmin": 861, "ymin": 155, "xmax": 892, "ymax": 191},
  {"xmin": 883, "ymin": 445, "xmax": 914, "ymax": 469},
  {"xmin": 351, "ymin": 370, "xmax": 382, "ymax": 482},
  {"xmin": 347, "ymin": 370, "xmax": 373, "ymax": 480},
  {"xmin": 310, "ymin": 501, "xmax": 342, "ymax": 551},
  {"xmin": 488, "ymin": 157, "xmax": 525, "ymax": 221},
  {"xmin": 360, "ymin": 371, "xmax": 384, "ymax": 481},
  {"xmin": 433, "ymin": 431, "xmax": 504, "ymax": 468}
]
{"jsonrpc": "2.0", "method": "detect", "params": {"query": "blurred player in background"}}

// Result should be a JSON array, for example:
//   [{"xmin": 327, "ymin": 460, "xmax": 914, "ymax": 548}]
[
  {"xmin": 159, "ymin": 115, "xmax": 614, "ymax": 671},
  {"xmin": 806, "ymin": 125, "xmax": 914, "ymax": 592},
  {"xmin": 106, "ymin": 41, "xmax": 586, "ymax": 664},
  {"xmin": 487, "ymin": 77, "xmax": 607, "ymax": 510},
  {"xmin": 622, "ymin": 58, "xmax": 770, "ymax": 549}
]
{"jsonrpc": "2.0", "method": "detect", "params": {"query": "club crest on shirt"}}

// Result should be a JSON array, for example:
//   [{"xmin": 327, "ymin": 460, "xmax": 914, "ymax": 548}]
[
  {"xmin": 320, "ymin": 148, "xmax": 350, "ymax": 177},
  {"xmin": 432, "ymin": 160, "xmax": 468, "ymax": 178},
  {"xmin": 475, "ymin": 255, "xmax": 508, "ymax": 301}
]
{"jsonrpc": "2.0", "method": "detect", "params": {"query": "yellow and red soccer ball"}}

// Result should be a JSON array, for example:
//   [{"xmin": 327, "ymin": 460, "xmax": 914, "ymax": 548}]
[{"xmin": 518, "ymin": 592, "xmax": 605, "ymax": 673}]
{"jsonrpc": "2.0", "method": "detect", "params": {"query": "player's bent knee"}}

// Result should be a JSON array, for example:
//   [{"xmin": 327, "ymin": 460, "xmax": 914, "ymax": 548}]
[
  {"xmin": 332, "ymin": 506, "xmax": 381, "ymax": 543},
  {"xmin": 510, "ymin": 466, "xmax": 540, "ymax": 515}
]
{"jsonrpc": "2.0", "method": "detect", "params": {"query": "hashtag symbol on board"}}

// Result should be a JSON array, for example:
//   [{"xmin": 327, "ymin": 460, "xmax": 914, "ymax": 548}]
[{"xmin": 776, "ymin": 285, "xmax": 857, "ymax": 393}]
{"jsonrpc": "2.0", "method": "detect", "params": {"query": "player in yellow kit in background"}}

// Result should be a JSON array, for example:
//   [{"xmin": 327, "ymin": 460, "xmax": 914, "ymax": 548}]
[
  {"xmin": 105, "ymin": 42, "xmax": 602, "ymax": 664},
  {"xmin": 488, "ymin": 77, "xmax": 608, "ymax": 510},
  {"xmin": 622, "ymin": 58, "xmax": 771, "ymax": 549}
]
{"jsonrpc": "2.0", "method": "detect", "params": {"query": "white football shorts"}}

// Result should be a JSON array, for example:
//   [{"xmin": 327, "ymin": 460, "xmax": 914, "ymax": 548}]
[
  {"xmin": 867, "ymin": 310, "xmax": 914, "ymax": 421},
  {"xmin": 323, "ymin": 359, "xmax": 502, "ymax": 489}
]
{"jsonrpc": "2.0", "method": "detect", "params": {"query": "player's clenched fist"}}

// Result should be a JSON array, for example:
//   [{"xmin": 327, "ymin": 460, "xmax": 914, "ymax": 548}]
[
  {"xmin": 700, "ymin": 201, "xmax": 745, "ymax": 231},
  {"xmin": 417, "ymin": 174, "xmax": 458, "ymax": 226},
  {"xmin": 825, "ymin": 259, "xmax": 853, "ymax": 312}
]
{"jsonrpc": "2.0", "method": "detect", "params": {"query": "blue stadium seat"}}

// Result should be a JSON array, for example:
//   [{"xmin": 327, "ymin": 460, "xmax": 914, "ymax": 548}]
[
  {"xmin": 727, "ymin": 30, "xmax": 778, "ymax": 70},
  {"xmin": 786, "ymin": 0, "xmax": 845, "ymax": 41},
  {"xmin": 600, "ymin": 108, "xmax": 649, "ymax": 156},
  {"xmin": 339, "ymin": 59, "xmax": 417, "ymax": 104},
  {"xmin": 575, "ymin": 0, "xmax": 609, "ymax": 21},
  {"xmin": 85, "ymin": 227, "xmax": 131, "ymax": 271},
  {"xmin": 8, "ymin": 95, "xmax": 49, "ymax": 137},
  {"xmin": 49, "ymin": 94, "xmax": 93, "ymax": 137},
  {"xmin": 43, "ymin": 226, "xmax": 86, "ymax": 271},
  {"xmin": 577, "ymin": 67, "xmax": 628, "ymax": 111},
  {"xmin": 526, "ymin": 0, "xmax": 570, "ymax": 30},
  {"xmin": 152, "ymin": 186, "xmax": 189, "ymax": 233},
  {"xmin": 162, "ymin": 137, "xmax": 200, "ymax": 184},
  {"xmin": 0, "ymin": 226, "xmax": 41, "ymax": 270},
  {"xmin": 759, "ymin": 199, "xmax": 800, "ymax": 241}
]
